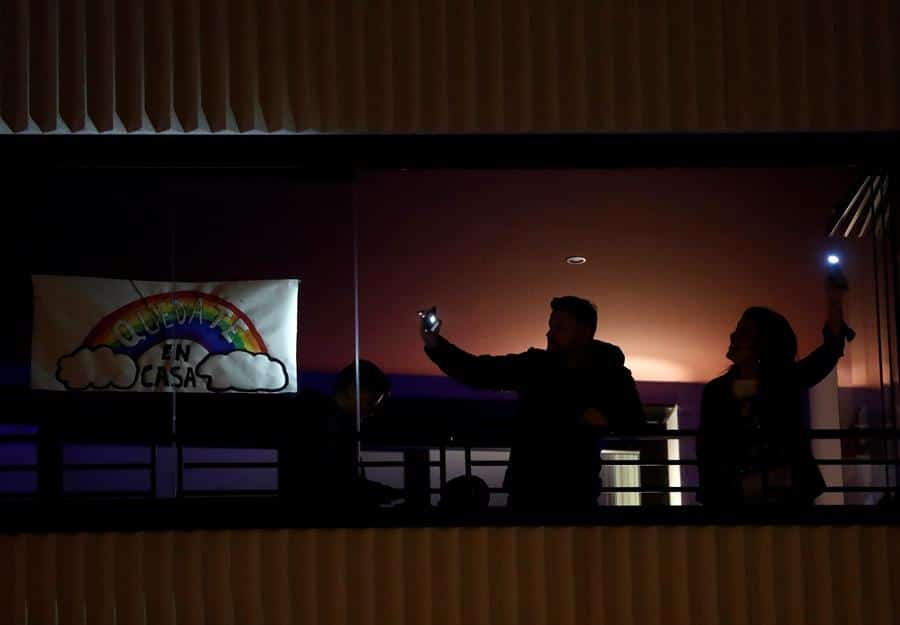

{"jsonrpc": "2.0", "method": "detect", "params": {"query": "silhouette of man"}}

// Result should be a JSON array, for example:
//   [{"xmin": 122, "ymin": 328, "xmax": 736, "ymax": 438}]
[
  {"xmin": 421, "ymin": 296, "xmax": 644, "ymax": 511},
  {"xmin": 280, "ymin": 360, "xmax": 401, "ymax": 508}
]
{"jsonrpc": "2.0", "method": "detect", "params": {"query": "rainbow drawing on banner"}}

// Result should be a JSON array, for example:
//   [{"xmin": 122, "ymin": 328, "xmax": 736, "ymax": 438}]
[
  {"xmin": 83, "ymin": 291, "xmax": 267, "ymax": 358},
  {"xmin": 53, "ymin": 289, "xmax": 289, "ymax": 393}
]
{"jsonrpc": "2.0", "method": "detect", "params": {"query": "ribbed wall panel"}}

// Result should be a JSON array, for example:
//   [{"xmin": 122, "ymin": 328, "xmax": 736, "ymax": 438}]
[
  {"xmin": 2, "ymin": 0, "xmax": 899, "ymax": 133},
  {"xmin": 1, "ymin": 525, "xmax": 900, "ymax": 624}
]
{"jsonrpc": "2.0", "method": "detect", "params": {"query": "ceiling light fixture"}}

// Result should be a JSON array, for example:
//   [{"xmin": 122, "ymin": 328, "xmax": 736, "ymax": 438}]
[{"xmin": 566, "ymin": 256, "xmax": 587, "ymax": 265}]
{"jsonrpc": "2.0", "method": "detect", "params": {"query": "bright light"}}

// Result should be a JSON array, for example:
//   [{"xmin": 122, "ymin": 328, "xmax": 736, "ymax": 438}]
[
  {"xmin": 566, "ymin": 256, "xmax": 587, "ymax": 265},
  {"xmin": 827, "ymin": 254, "xmax": 840, "ymax": 266},
  {"xmin": 428, "ymin": 315, "xmax": 436, "ymax": 323}
]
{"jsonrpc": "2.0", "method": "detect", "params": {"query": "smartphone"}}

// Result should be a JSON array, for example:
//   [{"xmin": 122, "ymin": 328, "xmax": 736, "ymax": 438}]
[
  {"xmin": 418, "ymin": 306, "xmax": 441, "ymax": 334},
  {"xmin": 826, "ymin": 263, "xmax": 849, "ymax": 291}
]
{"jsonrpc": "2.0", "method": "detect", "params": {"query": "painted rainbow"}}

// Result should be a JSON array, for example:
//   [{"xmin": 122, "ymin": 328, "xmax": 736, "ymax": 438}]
[{"xmin": 83, "ymin": 291, "xmax": 267, "ymax": 358}]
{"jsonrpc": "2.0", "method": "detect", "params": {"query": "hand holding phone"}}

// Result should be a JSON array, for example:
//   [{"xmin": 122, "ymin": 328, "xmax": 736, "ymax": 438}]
[{"xmin": 418, "ymin": 306, "xmax": 441, "ymax": 334}]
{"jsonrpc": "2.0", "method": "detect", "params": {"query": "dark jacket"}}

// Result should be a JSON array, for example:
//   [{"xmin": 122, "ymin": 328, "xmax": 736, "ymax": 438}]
[
  {"xmin": 697, "ymin": 328, "xmax": 845, "ymax": 506},
  {"xmin": 425, "ymin": 337, "xmax": 645, "ymax": 510},
  {"xmin": 279, "ymin": 391, "xmax": 397, "ymax": 508}
]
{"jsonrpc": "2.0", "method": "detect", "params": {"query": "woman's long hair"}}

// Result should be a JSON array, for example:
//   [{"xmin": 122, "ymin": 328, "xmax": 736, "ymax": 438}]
[{"xmin": 739, "ymin": 306, "xmax": 798, "ymax": 375}]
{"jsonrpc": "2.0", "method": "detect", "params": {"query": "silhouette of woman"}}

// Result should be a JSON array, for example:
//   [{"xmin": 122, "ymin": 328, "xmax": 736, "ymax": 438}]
[{"xmin": 697, "ymin": 271, "xmax": 851, "ymax": 505}]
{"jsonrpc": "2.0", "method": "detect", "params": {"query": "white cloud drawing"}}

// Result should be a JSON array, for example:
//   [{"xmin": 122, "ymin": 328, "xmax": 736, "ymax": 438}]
[
  {"xmin": 196, "ymin": 350, "xmax": 288, "ymax": 392},
  {"xmin": 56, "ymin": 346, "xmax": 138, "ymax": 390}
]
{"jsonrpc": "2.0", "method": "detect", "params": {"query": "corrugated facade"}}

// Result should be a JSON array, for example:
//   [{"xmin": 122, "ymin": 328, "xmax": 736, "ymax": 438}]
[
  {"xmin": 1, "ymin": 0, "xmax": 898, "ymax": 133},
  {"xmin": 1, "ymin": 525, "xmax": 897, "ymax": 624}
]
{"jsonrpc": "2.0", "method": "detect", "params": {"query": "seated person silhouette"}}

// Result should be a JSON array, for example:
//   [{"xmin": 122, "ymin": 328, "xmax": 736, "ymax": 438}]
[
  {"xmin": 280, "ymin": 360, "xmax": 402, "ymax": 508},
  {"xmin": 438, "ymin": 475, "xmax": 491, "ymax": 512},
  {"xmin": 697, "ymin": 268, "xmax": 852, "ymax": 505},
  {"xmin": 421, "ymin": 296, "xmax": 645, "ymax": 512}
]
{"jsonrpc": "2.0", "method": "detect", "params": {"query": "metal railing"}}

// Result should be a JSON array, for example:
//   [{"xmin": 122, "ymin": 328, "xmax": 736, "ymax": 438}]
[{"xmin": 1, "ymin": 427, "xmax": 898, "ymax": 503}]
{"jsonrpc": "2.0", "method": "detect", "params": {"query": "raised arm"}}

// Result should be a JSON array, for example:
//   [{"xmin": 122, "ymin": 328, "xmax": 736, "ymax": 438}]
[
  {"xmin": 794, "ymin": 270, "xmax": 849, "ymax": 388},
  {"xmin": 423, "ymin": 334, "xmax": 531, "ymax": 392}
]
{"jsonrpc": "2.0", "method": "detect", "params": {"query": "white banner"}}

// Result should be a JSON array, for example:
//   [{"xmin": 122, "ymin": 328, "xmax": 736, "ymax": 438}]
[{"xmin": 31, "ymin": 275, "xmax": 299, "ymax": 393}]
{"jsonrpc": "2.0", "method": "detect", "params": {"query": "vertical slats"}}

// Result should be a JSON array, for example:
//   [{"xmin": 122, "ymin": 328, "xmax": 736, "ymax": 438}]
[
  {"xmin": 805, "ymin": 527, "xmax": 836, "ymax": 625},
  {"xmin": 665, "ymin": 0, "xmax": 699, "ymax": 130},
  {"xmin": 686, "ymin": 526, "xmax": 718, "ymax": 625},
  {"xmin": 257, "ymin": 0, "xmax": 290, "ymax": 131},
  {"xmin": 26, "ymin": 533, "xmax": 57, "ymax": 625},
  {"xmin": 28, "ymin": 0, "xmax": 56, "ymax": 131},
  {"xmin": 887, "ymin": 522, "xmax": 900, "ymax": 625},
  {"xmin": 332, "ymin": 0, "xmax": 356, "ymax": 131},
  {"xmin": 318, "ymin": 529, "xmax": 349, "ymax": 625},
  {"xmin": 611, "ymin": 0, "xmax": 644, "ymax": 131},
  {"xmin": 345, "ymin": 529, "xmax": 376, "ymax": 625},
  {"xmin": 473, "ymin": 0, "xmax": 503, "ymax": 131},
  {"xmin": 84, "ymin": 532, "xmax": 116, "ymax": 625},
  {"xmin": 636, "ymin": 0, "xmax": 671, "ymax": 131},
  {"xmin": 745, "ymin": 526, "xmax": 777, "ymax": 625},
  {"xmin": 529, "ymin": 0, "xmax": 559, "ymax": 131},
  {"xmin": 372, "ymin": 529, "xmax": 404, "ymax": 625},
  {"xmin": 458, "ymin": 527, "xmax": 489, "ymax": 625},
  {"xmin": 583, "ymin": 0, "xmax": 616, "ymax": 131},
  {"xmin": 58, "ymin": 0, "xmax": 86, "ymax": 131},
  {"xmin": 289, "ymin": 529, "xmax": 319, "ymax": 625},
  {"xmin": 347, "ymin": 0, "xmax": 368, "ymax": 130},
  {"xmin": 85, "ymin": 0, "xmax": 114, "ymax": 131},
  {"xmin": 362, "ymin": 0, "xmax": 393, "ymax": 132},
  {"xmin": 692, "ymin": 0, "xmax": 726, "ymax": 129},
  {"xmin": 516, "ymin": 527, "xmax": 545, "ymax": 625},
  {"xmin": 260, "ymin": 530, "xmax": 292, "ymax": 625},
  {"xmin": 402, "ymin": 529, "xmax": 432, "ymax": 625},
  {"xmin": 418, "ymin": 0, "xmax": 448, "ymax": 131},
  {"xmin": 143, "ymin": 531, "xmax": 176, "ymax": 625},
  {"xmin": 775, "ymin": 0, "xmax": 810, "ymax": 130},
  {"xmin": 569, "ymin": 0, "xmax": 588, "ymax": 129},
  {"xmin": 772, "ymin": 526, "xmax": 806, "ymax": 625},
  {"xmin": 487, "ymin": 527, "xmax": 518, "ymax": 625},
  {"xmin": 545, "ymin": 527, "xmax": 577, "ymax": 625},
  {"xmin": 5, "ymin": 526, "xmax": 900, "ymax": 624},
  {"xmin": 114, "ymin": 532, "xmax": 145, "ymax": 625},
  {"xmin": 203, "ymin": 531, "xmax": 235, "ymax": 625},
  {"xmin": 430, "ymin": 528, "xmax": 461, "ymax": 625},
  {"xmin": 231, "ymin": 530, "xmax": 264, "ymax": 625},
  {"xmin": 144, "ymin": 0, "xmax": 173, "ymax": 131},
  {"xmin": 715, "ymin": 527, "xmax": 749, "ymax": 625},
  {"xmin": 199, "ymin": 0, "xmax": 228, "ymax": 131},
  {"xmin": 859, "ymin": 525, "xmax": 893, "ymax": 625},
  {"xmin": 500, "ymin": 0, "xmax": 532, "ymax": 131},
  {"xmin": 658, "ymin": 526, "xmax": 691, "ymax": 625},
  {"xmin": 228, "ymin": 0, "xmax": 261, "ymax": 132},
  {"xmin": 867, "ymin": 0, "xmax": 894, "ymax": 129},
  {"xmin": 172, "ymin": 0, "xmax": 201, "ymax": 131},
  {"xmin": 832, "ymin": 526, "xmax": 864, "ymax": 625},
  {"xmin": 604, "ymin": 526, "xmax": 635, "ymax": 625},
  {"xmin": 0, "ymin": 536, "xmax": 28, "ymax": 625},
  {"xmin": 581, "ymin": 526, "xmax": 606, "ymax": 625},
  {"xmin": 115, "ymin": 0, "xmax": 143, "ymax": 131},
  {"xmin": 173, "ymin": 530, "xmax": 206, "ymax": 625},
  {"xmin": 56, "ymin": 533, "xmax": 86, "ymax": 625},
  {"xmin": 445, "ymin": 0, "xmax": 475, "ymax": 131},
  {"xmin": 630, "ymin": 526, "xmax": 661, "ymax": 625},
  {"xmin": 4, "ymin": 0, "xmax": 900, "ymax": 133}
]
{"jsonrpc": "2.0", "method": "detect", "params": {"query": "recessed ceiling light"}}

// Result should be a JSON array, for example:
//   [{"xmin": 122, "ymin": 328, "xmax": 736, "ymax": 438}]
[{"xmin": 566, "ymin": 256, "xmax": 587, "ymax": 265}]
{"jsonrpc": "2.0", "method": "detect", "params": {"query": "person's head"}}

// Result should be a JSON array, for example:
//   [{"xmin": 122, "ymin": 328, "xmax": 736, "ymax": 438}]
[
  {"xmin": 547, "ymin": 296, "xmax": 598, "ymax": 354},
  {"xmin": 333, "ymin": 360, "xmax": 391, "ymax": 418},
  {"xmin": 727, "ymin": 307, "xmax": 798, "ymax": 371},
  {"xmin": 438, "ymin": 475, "xmax": 491, "ymax": 512}
]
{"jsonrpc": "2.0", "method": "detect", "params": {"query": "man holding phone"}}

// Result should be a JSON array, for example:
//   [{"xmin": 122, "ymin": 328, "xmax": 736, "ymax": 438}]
[{"xmin": 420, "ymin": 296, "xmax": 645, "ymax": 512}]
